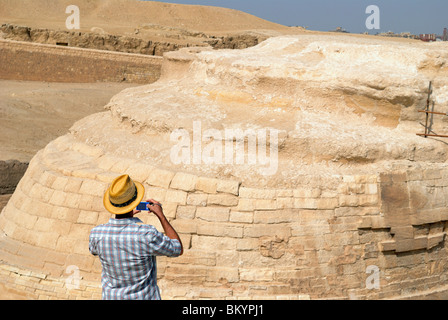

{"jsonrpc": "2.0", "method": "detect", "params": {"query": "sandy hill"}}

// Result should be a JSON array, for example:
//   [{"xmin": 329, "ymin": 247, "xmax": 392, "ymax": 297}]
[{"xmin": 0, "ymin": 0, "xmax": 294, "ymax": 37}]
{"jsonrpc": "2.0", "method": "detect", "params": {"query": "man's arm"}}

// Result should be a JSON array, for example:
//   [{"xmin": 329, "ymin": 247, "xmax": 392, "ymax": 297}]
[{"xmin": 147, "ymin": 199, "xmax": 184, "ymax": 256}]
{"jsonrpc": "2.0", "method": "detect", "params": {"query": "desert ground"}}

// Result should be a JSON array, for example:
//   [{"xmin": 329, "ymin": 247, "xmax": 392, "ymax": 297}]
[{"xmin": 0, "ymin": 80, "xmax": 138, "ymax": 162}]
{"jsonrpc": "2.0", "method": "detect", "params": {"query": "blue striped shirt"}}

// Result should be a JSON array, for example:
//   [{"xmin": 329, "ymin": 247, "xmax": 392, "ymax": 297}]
[{"xmin": 89, "ymin": 217, "xmax": 181, "ymax": 300}]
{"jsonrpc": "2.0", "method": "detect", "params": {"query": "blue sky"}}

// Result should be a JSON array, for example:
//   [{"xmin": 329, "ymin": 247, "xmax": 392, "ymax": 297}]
[{"xmin": 144, "ymin": 0, "xmax": 448, "ymax": 35}]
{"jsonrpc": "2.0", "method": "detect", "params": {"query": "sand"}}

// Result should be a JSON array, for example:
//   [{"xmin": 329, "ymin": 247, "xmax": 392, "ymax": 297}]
[
  {"xmin": 0, "ymin": 80, "xmax": 139, "ymax": 162},
  {"xmin": 0, "ymin": 0, "xmax": 295, "ymax": 37}
]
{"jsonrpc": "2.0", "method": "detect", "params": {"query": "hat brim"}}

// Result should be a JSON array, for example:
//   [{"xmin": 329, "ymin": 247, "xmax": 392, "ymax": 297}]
[{"xmin": 103, "ymin": 181, "xmax": 145, "ymax": 215}]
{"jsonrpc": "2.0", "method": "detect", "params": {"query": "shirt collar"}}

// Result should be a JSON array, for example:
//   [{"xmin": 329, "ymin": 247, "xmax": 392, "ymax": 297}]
[{"xmin": 108, "ymin": 217, "xmax": 143, "ymax": 225}]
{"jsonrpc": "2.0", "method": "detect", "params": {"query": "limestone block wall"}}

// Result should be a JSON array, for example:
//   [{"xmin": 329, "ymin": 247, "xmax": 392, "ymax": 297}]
[
  {"xmin": 1, "ymin": 133, "xmax": 448, "ymax": 299},
  {"xmin": 0, "ymin": 40, "xmax": 162, "ymax": 83}
]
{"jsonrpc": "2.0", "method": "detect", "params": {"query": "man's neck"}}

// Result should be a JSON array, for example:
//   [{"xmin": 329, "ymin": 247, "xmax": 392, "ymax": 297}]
[{"xmin": 115, "ymin": 212, "xmax": 134, "ymax": 219}]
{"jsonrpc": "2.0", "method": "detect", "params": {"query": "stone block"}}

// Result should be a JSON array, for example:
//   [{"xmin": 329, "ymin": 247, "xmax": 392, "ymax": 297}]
[
  {"xmin": 390, "ymin": 226, "xmax": 414, "ymax": 240},
  {"xmin": 39, "ymin": 170, "xmax": 58, "ymax": 188},
  {"xmin": 73, "ymin": 240, "xmax": 91, "ymax": 256},
  {"xmin": 207, "ymin": 194, "xmax": 239, "ymax": 207},
  {"xmin": 338, "ymin": 195, "xmax": 359, "ymax": 207},
  {"xmin": 97, "ymin": 212, "xmax": 111, "ymax": 225},
  {"xmin": 191, "ymin": 235, "xmax": 238, "ymax": 251},
  {"xmin": 316, "ymin": 198, "xmax": 339, "ymax": 210},
  {"xmin": 365, "ymin": 183, "xmax": 378, "ymax": 195},
  {"xmin": 216, "ymin": 250, "xmax": 239, "ymax": 267},
  {"xmin": 79, "ymin": 179, "xmax": 106, "ymax": 197},
  {"xmin": 145, "ymin": 168, "xmax": 175, "ymax": 189},
  {"xmin": 66, "ymin": 254, "xmax": 94, "ymax": 272},
  {"xmin": 51, "ymin": 220, "xmax": 72, "ymax": 236},
  {"xmin": 48, "ymin": 190, "xmax": 67, "ymax": 207},
  {"xmin": 62, "ymin": 192, "xmax": 82, "ymax": 209},
  {"xmin": 70, "ymin": 166, "xmax": 101, "ymax": 180},
  {"xmin": 347, "ymin": 183, "xmax": 365, "ymax": 194},
  {"xmin": 171, "ymin": 219, "xmax": 197, "ymax": 234},
  {"xmin": 239, "ymin": 187, "xmax": 276, "ymax": 199},
  {"xmin": 424, "ymin": 169, "xmax": 442, "ymax": 180},
  {"xmin": 55, "ymin": 236, "xmax": 77, "ymax": 253},
  {"xmin": 254, "ymin": 199, "xmax": 277, "ymax": 211},
  {"xmin": 236, "ymin": 198, "xmax": 255, "ymax": 212},
  {"xmin": 197, "ymin": 221, "xmax": 243, "ymax": 238},
  {"xmin": 253, "ymin": 209, "xmax": 299, "ymax": 224},
  {"xmin": 72, "ymin": 142, "xmax": 104, "ymax": 158},
  {"xmin": 207, "ymin": 267, "xmax": 239, "ymax": 283},
  {"xmin": 216, "ymin": 180, "xmax": 241, "ymax": 195},
  {"xmin": 195, "ymin": 177, "xmax": 218, "ymax": 194},
  {"xmin": 64, "ymin": 178, "xmax": 83, "ymax": 194},
  {"xmin": 16, "ymin": 212, "xmax": 38, "ymax": 230},
  {"xmin": 293, "ymin": 198, "xmax": 317, "ymax": 209},
  {"xmin": 276, "ymin": 189, "xmax": 294, "ymax": 197},
  {"xmin": 370, "ymin": 216, "xmax": 388, "ymax": 229},
  {"xmin": 109, "ymin": 159, "xmax": 133, "ymax": 174},
  {"xmin": 290, "ymin": 222, "xmax": 330, "ymax": 237},
  {"xmin": 407, "ymin": 170, "xmax": 423, "ymax": 181},
  {"xmin": 395, "ymin": 239, "xmax": 418, "ymax": 253},
  {"xmin": 34, "ymin": 217, "xmax": 54, "ymax": 232},
  {"xmin": 276, "ymin": 197, "xmax": 294, "ymax": 209},
  {"xmin": 161, "ymin": 202, "xmax": 177, "ymax": 219},
  {"xmin": 176, "ymin": 206, "xmax": 196, "ymax": 219},
  {"xmin": 51, "ymin": 176, "xmax": 70, "ymax": 191},
  {"xmin": 427, "ymin": 233, "xmax": 445, "ymax": 249},
  {"xmin": 77, "ymin": 211, "xmax": 99, "ymax": 225},
  {"xmin": 243, "ymin": 224, "xmax": 291, "ymax": 239},
  {"xmin": 179, "ymin": 234, "xmax": 192, "ymax": 250},
  {"xmin": 143, "ymin": 186, "xmax": 167, "ymax": 202},
  {"xmin": 44, "ymin": 250, "xmax": 68, "ymax": 266},
  {"xmin": 165, "ymin": 189, "xmax": 187, "ymax": 205},
  {"xmin": 51, "ymin": 207, "xmax": 80, "ymax": 223},
  {"xmin": 293, "ymin": 188, "xmax": 321, "ymax": 198},
  {"xmin": 186, "ymin": 193, "xmax": 208, "ymax": 207},
  {"xmin": 413, "ymin": 209, "xmax": 442, "ymax": 225},
  {"xmin": 196, "ymin": 207, "xmax": 230, "ymax": 222},
  {"xmin": 37, "ymin": 232, "xmax": 59, "ymax": 250},
  {"xmin": 229, "ymin": 211, "xmax": 253, "ymax": 223},
  {"xmin": 239, "ymin": 268, "xmax": 274, "ymax": 282},
  {"xmin": 170, "ymin": 172, "xmax": 198, "ymax": 192},
  {"xmin": 126, "ymin": 163, "xmax": 153, "ymax": 183},
  {"xmin": 77, "ymin": 195, "xmax": 98, "ymax": 211},
  {"xmin": 236, "ymin": 238, "xmax": 259, "ymax": 251},
  {"xmin": 68, "ymin": 223, "xmax": 93, "ymax": 239},
  {"xmin": 176, "ymin": 250, "xmax": 216, "ymax": 266},
  {"xmin": 358, "ymin": 194, "xmax": 379, "ymax": 207}
]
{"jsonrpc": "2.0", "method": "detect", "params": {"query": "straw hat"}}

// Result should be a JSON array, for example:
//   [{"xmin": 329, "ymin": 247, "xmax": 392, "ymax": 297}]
[{"xmin": 103, "ymin": 174, "xmax": 145, "ymax": 215}]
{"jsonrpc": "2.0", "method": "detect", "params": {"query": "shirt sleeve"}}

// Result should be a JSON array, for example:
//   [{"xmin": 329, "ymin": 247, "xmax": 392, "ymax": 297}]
[
  {"xmin": 89, "ymin": 233, "xmax": 99, "ymax": 256},
  {"xmin": 145, "ymin": 226, "xmax": 182, "ymax": 257}
]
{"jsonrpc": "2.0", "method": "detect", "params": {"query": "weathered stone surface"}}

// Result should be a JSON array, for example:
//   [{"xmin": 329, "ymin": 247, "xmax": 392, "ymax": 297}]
[{"xmin": 3, "ymin": 33, "xmax": 448, "ymax": 301}]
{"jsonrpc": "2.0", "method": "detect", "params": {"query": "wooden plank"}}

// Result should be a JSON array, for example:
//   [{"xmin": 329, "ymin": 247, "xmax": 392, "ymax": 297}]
[
  {"xmin": 417, "ymin": 133, "xmax": 448, "ymax": 138},
  {"xmin": 418, "ymin": 110, "xmax": 446, "ymax": 116}
]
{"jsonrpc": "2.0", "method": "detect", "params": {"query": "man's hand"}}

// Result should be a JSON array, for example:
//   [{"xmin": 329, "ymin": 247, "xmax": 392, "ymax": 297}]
[{"xmin": 146, "ymin": 199, "xmax": 164, "ymax": 218}]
